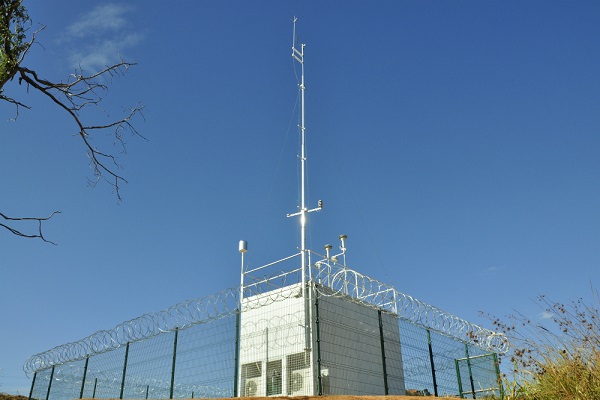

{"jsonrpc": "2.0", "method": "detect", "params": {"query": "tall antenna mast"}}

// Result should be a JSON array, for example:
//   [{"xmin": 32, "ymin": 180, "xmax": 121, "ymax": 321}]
[{"xmin": 288, "ymin": 18, "xmax": 322, "ymax": 282}]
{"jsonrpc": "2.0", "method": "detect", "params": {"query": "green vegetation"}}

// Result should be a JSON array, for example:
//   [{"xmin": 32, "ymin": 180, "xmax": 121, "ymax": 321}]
[
  {"xmin": 0, "ymin": 0, "xmax": 30, "ymax": 89},
  {"xmin": 488, "ymin": 289, "xmax": 600, "ymax": 399}
]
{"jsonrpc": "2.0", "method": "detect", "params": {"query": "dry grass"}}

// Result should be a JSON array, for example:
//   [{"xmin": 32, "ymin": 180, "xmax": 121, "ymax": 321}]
[
  {"xmin": 486, "ymin": 289, "xmax": 600, "ymax": 399},
  {"xmin": 1, "ymin": 394, "xmax": 461, "ymax": 400},
  {"xmin": 0, "ymin": 394, "xmax": 28, "ymax": 400}
]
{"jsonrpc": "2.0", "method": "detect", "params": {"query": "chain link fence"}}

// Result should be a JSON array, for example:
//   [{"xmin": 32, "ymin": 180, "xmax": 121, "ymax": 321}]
[{"xmin": 25, "ymin": 257, "xmax": 506, "ymax": 399}]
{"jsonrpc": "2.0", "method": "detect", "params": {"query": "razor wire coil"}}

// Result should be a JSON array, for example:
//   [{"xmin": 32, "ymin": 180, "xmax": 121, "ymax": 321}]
[
  {"xmin": 311, "ymin": 258, "xmax": 509, "ymax": 355},
  {"xmin": 25, "ymin": 255, "xmax": 508, "ymax": 375},
  {"xmin": 24, "ymin": 287, "xmax": 240, "ymax": 374}
]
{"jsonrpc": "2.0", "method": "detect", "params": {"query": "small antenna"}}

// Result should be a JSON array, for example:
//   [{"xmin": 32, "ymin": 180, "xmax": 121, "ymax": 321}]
[{"xmin": 292, "ymin": 16, "xmax": 298, "ymax": 50}]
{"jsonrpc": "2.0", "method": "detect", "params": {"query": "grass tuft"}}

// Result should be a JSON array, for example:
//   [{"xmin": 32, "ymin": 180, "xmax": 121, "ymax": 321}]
[{"xmin": 485, "ymin": 287, "xmax": 600, "ymax": 399}]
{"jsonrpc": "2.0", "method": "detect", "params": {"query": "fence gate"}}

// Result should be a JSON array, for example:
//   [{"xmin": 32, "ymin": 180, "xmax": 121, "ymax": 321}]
[{"xmin": 455, "ymin": 350, "xmax": 503, "ymax": 399}]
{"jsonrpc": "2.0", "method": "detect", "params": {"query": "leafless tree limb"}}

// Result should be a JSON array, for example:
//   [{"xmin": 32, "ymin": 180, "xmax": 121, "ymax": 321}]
[
  {"xmin": 16, "ymin": 63, "xmax": 146, "ymax": 200},
  {"xmin": 0, "ymin": 91, "xmax": 29, "ymax": 119},
  {"xmin": 0, "ymin": 211, "xmax": 61, "ymax": 245},
  {"xmin": 1, "ymin": 0, "xmax": 144, "ymax": 243}
]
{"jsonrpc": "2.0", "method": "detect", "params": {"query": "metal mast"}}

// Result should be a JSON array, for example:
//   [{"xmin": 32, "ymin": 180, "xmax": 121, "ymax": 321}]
[{"xmin": 289, "ymin": 18, "xmax": 321, "ymax": 285}]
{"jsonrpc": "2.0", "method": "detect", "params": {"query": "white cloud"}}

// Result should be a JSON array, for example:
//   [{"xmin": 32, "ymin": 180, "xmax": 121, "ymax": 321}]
[
  {"xmin": 62, "ymin": 4, "xmax": 143, "ymax": 72},
  {"xmin": 67, "ymin": 4, "xmax": 132, "ymax": 38},
  {"xmin": 69, "ymin": 33, "xmax": 143, "ymax": 71}
]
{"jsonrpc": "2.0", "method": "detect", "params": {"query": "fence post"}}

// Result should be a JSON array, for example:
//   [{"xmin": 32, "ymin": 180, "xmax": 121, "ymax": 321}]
[
  {"xmin": 28, "ymin": 372, "xmax": 37, "ymax": 400},
  {"xmin": 493, "ymin": 352, "xmax": 504, "ymax": 400},
  {"xmin": 145, "ymin": 385, "xmax": 149, "ymax": 399},
  {"xmin": 377, "ymin": 310, "xmax": 389, "ymax": 395},
  {"xmin": 45, "ymin": 366, "xmax": 55, "ymax": 400},
  {"xmin": 234, "ymin": 309, "xmax": 240, "ymax": 397},
  {"xmin": 314, "ymin": 289, "xmax": 323, "ymax": 395},
  {"xmin": 426, "ymin": 329, "xmax": 438, "ymax": 397},
  {"xmin": 79, "ymin": 356, "xmax": 89, "ymax": 399},
  {"xmin": 170, "ymin": 327, "xmax": 179, "ymax": 399},
  {"xmin": 120, "ymin": 342, "xmax": 130, "ymax": 399},
  {"xmin": 455, "ymin": 358, "xmax": 465, "ymax": 398},
  {"xmin": 92, "ymin": 378, "xmax": 97, "ymax": 398},
  {"xmin": 465, "ymin": 344, "xmax": 476, "ymax": 399}
]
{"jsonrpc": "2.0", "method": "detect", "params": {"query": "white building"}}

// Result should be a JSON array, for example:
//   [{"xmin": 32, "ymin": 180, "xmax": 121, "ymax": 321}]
[{"xmin": 237, "ymin": 252, "xmax": 406, "ymax": 396}]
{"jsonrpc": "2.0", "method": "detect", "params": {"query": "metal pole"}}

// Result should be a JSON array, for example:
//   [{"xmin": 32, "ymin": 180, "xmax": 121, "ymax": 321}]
[
  {"xmin": 92, "ymin": 378, "xmax": 97, "ymax": 398},
  {"xmin": 170, "ymin": 327, "xmax": 179, "ymax": 399},
  {"xmin": 234, "ymin": 309, "xmax": 241, "ymax": 397},
  {"xmin": 145, "ymin": 385, "xmax": 149, "ymax": 399},
  {"xmin": 45, "ymin": 366, "xmax": 55, "ymax": 400},
  {"xmin": 314, "ymin": 290, "xmax": 323, "ymax": 395},
  {"xmin": 290, "ymin": 20, "xmax": 308, "ymax": 288},
  {"xmin": 28, "ymin": 371, "xmax": 37, "ymax": 400},
  {"xmin": 378, "ymin": 310, "xmax": 389, "ymax": 395},
  {"xmin": 265, "ymin": 327, "xmax": 269, "ymax": 395},
  {"xmin": 455, "ymin": 359, "xmax": 465, "ymax": 398},
  {"xmin": 79, "ymin": 357, "xmax": 89, "ymax": 399},
  {"xmin": 239, "ymin": 241, "xmax": 247, "ymax": 303},
  {"xmin": 493, "ymin": 353, "xmax": 504, "ymax": 400},
  {"xmin": 427, "ymin": 329, "xmax": 438, "ymax": 397},
  {"xmin": 298, "ymin": 41, "xmax": 310, "ymax": 357},
  {"xmin": 237, "ymin": 242, "xmax": 246, "ymax": 397},
  {"xmin": 292, "ymin": 20, "xmax": 312, "ymax": 364},
  {"xmin": 299, "ymin": 40, "xmax": 306, "ymax": 282},
  {"xmin": 465, "ymin": 344, "xmax": 476, "ymax": 399},
  {"xmin": 120, "ymin": 342, "xmax": 130, "ymax": 399}
]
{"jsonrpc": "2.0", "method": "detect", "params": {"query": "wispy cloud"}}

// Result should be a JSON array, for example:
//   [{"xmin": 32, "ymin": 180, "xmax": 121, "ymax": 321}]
[
  {"xmin": 540, "ymin": 311, "xmax": 554, "ymax": 320},
  {"xmin": 67, "ymin": 4, "xmax": 131, "ymax": 37},
  {"xmin": 478, "ymin": 265, "xmax": 500, "ymax": 277},
  {"xmin": 62, "ymin": 4, "xmax": 143, "ymax": 72},
  {"xmin": 69, "ymin": 33, "xmax": 143, "ymax": 71}
]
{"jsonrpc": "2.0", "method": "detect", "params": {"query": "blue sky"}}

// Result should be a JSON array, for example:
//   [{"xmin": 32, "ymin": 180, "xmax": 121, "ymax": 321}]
[{"xmin": 1, "ymin": 0, "xmax": 599, "ymax": 394}]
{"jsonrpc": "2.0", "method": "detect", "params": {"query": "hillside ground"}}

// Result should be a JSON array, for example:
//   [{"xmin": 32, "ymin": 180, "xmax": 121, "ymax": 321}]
[{"xmin": 2, "ymin": 394, "xmax": 461, "ymax": 400}]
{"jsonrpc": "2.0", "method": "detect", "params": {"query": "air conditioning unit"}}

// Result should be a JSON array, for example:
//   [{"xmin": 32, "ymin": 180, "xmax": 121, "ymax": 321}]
[
  {"xmin": 244, "ymin": 377, "xmax": 263, "ymax": 397},
  {"xmin": 288, "ymin": 368, "xmax": 311, "ymax": 396}
]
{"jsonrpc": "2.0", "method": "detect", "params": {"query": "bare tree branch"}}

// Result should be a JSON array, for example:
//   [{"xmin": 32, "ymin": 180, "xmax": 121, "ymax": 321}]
[
  {"xmin": 0, "ymin": 211, "xmax": 61, "ymax": 244},
  {"xmin": 16, "ymin": 62, "xmax": 145, "ymax": 200},
  {"xmin": 0, "ymin": 90, "xmax": 30, "ymax": 119},
  {"xmin": 1, "ymin": 0, "xmax": 144, "ymax": 243}
]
